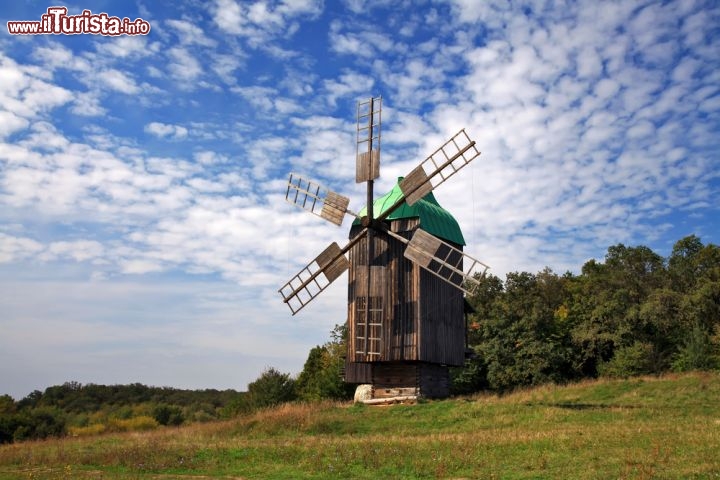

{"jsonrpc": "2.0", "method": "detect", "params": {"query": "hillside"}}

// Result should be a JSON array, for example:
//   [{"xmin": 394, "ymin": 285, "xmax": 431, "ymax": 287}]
[{"xmin": 0, "ymin": 372, "xmax": 718, "ymax": 479}]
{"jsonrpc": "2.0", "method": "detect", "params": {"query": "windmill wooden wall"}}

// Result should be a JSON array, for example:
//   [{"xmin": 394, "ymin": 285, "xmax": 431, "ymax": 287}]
[{"xmin": 345, "ymin": 217, "xmax": 465, "ymax": 389}]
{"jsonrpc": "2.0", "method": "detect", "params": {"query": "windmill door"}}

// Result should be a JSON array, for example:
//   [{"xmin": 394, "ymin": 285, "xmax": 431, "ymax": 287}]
[
  {"xmin": 354, "ymin": 266, "xmax": 385, "ymax": 360},
  {"xmin": 348, "ymin": 229, "xmax": 388, "ymax": 362}
]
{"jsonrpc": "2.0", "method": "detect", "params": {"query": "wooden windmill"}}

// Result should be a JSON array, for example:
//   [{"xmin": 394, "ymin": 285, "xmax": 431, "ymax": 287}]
[{"xmin": 279, "ymin": 97, "xmax": 489, "ymax": 401}]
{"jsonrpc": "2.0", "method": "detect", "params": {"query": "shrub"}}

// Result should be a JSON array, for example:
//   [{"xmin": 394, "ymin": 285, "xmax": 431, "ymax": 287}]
[
  {"xmin": 106, "ymin": 416, "xmax": 158, "ymax": 432},
  {"xmin": 450, "ymin": 355, "xmax": 488, "ymax": 395},
  {"xmin": 11, "ymin": 407, "xmax": 66, "ymax": 441},
  {"xmin": 599, "ymin": 342, "xmax": 654, "ymax": 378},
  {"xmin": 153, "ymin": 404, "xmax": 184, "ymax": 426},
  {"xmin": 68, "ymin": 423, "xmax": 107, "ymax": 437},
  {"xmin": 672, "ymin": 323, "xmax": 719, "ymax": 372},
  {"xmin": 247, "ymin": 367, "xmax": 296, "ymax": 409}
]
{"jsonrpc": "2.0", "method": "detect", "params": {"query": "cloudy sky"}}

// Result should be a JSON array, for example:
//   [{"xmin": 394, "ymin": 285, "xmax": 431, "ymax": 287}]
[{"xmin": 1, "ymin": 0, "xmax": 718, "ymax": 399}]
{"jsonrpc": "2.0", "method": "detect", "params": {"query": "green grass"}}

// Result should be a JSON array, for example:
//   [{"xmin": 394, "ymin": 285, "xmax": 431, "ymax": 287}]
[{"xmin": 1, "ymin": 372, "xmax": 719, "ymax": 479}]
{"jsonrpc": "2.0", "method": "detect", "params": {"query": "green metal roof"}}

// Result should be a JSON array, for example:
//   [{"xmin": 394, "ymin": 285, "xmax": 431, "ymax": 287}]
[{"xmin": 354, "ymin": 178, "xmax": 465, "ymax": 246}]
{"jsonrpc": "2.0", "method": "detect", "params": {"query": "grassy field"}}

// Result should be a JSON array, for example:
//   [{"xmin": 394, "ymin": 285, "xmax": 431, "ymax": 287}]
[{"xmin": 1, "ymin": 372, "xmax": 718, "ymax": 479}]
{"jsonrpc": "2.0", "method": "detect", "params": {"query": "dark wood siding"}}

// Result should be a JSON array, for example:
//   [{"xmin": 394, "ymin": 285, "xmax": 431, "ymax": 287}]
[
  {"xmin": 344, "ymin": 360, "xmax": 372, "ymax": 384},
  {"xmin": 370, "ymin": 363, "xmax": 450, "ymax": 399},
  {"xmin": 347, "ymin": 218, "xmax": 465, "ymax": 367},
  {"xmin": 419, "ymin": 267, "xmax": 466, "ymax": 366}
]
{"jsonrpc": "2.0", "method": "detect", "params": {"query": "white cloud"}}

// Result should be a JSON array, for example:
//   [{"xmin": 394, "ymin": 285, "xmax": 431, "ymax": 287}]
[
  {"xmin": 186, "ymin": 177, "xmax": 229, "ymax": 193},
  {"xmin": 212, "ymin": 0, "xmax": 248, "ymax": 35},
  {"xmin": 449, "ymin": 1, "xmax": 509, "ymax": 26},
  {"xmin": 42, "ymin": 240, "xmax": 105, "ymax": 262},
  {"xmin": 211, "ymin": 52, "xmax": 243, "ymax": 84},
  {"xmin": 71, "ymin": 91, "xmax": 106, "ymax": 116},
  {"xmin": 0, "ymin": 111, "xmax": 29, "ymax": 137},
  {"xmin": 247, "ymin": 2, "xmax": 284, "ymax": 27},
  {"xmin": 28, "ymin": 41, "xmax": 153, "ymax": 117},
  {"xmin": 193, "ymin": 150, "xmax": 228, "ymax": 165},
  {"xmin": 167, "ymin": 47, "xmax": 203, "ymax": 82},
  {"xmin": 328, "ymin": 20, "xmax": 396, "ymax": 58},
  {"xmin": 144, "ymin": 122, "xmax": 189, "ymax": 139},
  {"xmin": 146, "ymin": 65, "xmax": 164, "ymax": 78},
  {"xmin": 577, "ymin": 46, "xmax": 602, "ymax": 78},
  {"xmin": 0, "ymin": 233, "xmax": 43, "ymax": 263},
  {"xmin": 97, "ymin": 69, "xmax": 141, "ymax": 94},
  {"xmin": 0, "ymin": 54, "xmax": 73, "ymax": 118},
  {"xmin": 94, "ymin": 36, "xmax": 154, "ymax": 58},
  {"xmin": 279, "ymin": 0, "xmax": 323, "ymax": 16},
  {"xmin": 323, "ymin": 71, "xmax": 375, "ymax": 106},
  {"xmin": 121, "ymin": 259, "xmax": 164, "ymax": 274},
  {"xmin": 211, "ymin": 0, "xmax": 322, "ymax": 45},
  {"xmin": 166, "ymin": 19, "xmax": 217, "ymax": 47},
  {"xmin": 230, "ymin": 85, "xmax": 276, "ymax": 110},
  {"xmin": 229, "ymin": 85, "xmax": 304, "ymax": 117},
  {"xmin": 32, "ymin": 43, "xmax": 91, "ymax": 71}
]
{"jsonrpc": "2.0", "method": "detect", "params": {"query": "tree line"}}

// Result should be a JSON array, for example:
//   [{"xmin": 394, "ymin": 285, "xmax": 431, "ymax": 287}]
[
  {"xmin": 2, "ymin": 235, "xmax": 717, "ymax": 443},
  {"xmin": 453, "ymin": 234, "xmax": 720, "ymax": 393},
  {"xmin": 0, "ymin": 382, "xmax": 244, "ymax": 443}
]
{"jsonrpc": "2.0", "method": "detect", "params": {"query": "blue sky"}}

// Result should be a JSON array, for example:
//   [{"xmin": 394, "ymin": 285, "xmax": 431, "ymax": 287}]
[{"xmin": 1, "ymin": 0, "xmax": 718, "ymax": 399}]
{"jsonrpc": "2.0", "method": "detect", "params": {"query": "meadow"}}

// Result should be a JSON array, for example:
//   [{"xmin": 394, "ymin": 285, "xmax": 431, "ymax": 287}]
[{"xmin": 0, "ymin": 372, "xmax": 718, "ymax": 479}]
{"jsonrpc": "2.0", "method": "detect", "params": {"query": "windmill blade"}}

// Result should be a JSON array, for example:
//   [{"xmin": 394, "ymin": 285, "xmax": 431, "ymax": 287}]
[
  {"xmin": 278, "ymin": 242, "xmax": 349, "ymax": 315},
  {"xmin": 285, "ymin": 173, "xmax": 355, "ymax": 226},
  {"xmin": 387, "ymin": 229, "xmax": 489, "ymax": 296},
  {"xmin": 399, "ymin": 129, "xmax": 481, "ymax": 206},
  {"xmin": 278, "ymin": 230, "xmax": 368, "ymax": 315},
  {"xmin": 356, "ymin": 96, "xmax": 381, "ymax": 183}
]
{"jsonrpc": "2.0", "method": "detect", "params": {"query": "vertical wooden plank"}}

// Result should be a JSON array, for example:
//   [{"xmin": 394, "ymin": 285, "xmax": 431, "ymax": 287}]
[{"xmin": 418, "ymin": 239, "xmax": 465, "ymax": 366}]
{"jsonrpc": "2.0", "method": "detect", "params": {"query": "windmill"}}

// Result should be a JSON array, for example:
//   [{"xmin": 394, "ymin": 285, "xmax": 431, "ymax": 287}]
[{"xmin": 279, "ymin": 97, "xmax": 489, "ymax": 401}]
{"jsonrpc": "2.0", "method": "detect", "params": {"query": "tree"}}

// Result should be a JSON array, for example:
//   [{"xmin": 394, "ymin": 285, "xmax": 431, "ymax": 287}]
[
  {"xmin": 450, "ymin": 355, "xmax": 488, "ymax": 395},
  {"xmin": 296, "ymin": 324, "xmax": 354, "ymax": 401},
  {"xmin": 672, "ymin": 322, "xmax": 719, "ymax": 372},
  {"xmin": 12, "ymin": 407, "xmax": 66, "ymax": 441},
  {"xmin": 478, "ymin": 270, "xmax": 574, "ymax": 391},
  {"xmin": 246, "ymin": 368, "xmax": 296, "ymax": 409},
  {"xmin": 221, "ymin": 393, "xmax": 253, "ymax": 417},
  {"xmin": 295, "ymin": 346, "xmax": 326, "ymax": 400},
  {"xmin": 0, "ymin": 395, "xmax": 15, "ymax": 415},
  {"xmin": 637, "ymin": 288, "xmax": 684, "ymax": 372},
  {"xmin": 17, "ymin": 390, "xmax": 42, "ymax": 410},
  {"xmin": 598, "ymin": 341, "xmax": 655, "ymax": 378},
  {"xmin": 568, "ymin": 244, "xmax": 670, "ymax": 378},
  {"xmin": 669, "ymin": 235, "xmax": 705, "ymax": 293},
  {"xmin": 153, "ymin": 404, "xmax": 184, "ymax": 426},
  {"xmin": 465, "ymin": 273, "xmax": 504, "ymax": 346},
  {"xmin": 0, "ymin": 396, "xmax": 19, "ymax": 444}
]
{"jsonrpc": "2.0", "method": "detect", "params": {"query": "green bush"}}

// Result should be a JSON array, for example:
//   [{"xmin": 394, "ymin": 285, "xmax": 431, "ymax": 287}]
[
  {"xmin": 450, "ymin": 354, "xmax": 488, "ymax": 395},
  {"xmin": 11, "ymin": 407, "xmax": 66, "ymax": 441},
  {"xmin": 153, "ymin": 404, "xmax": 184, "ymax": 426},
  {"xmin": 599, "ymin": 342, "xmax": 655, "ymax": 378},
  {"xmin": 247, "ymin": 368, "xmax": 296, "ymax": 409},
  {"xmin": 672, "ymin": 323, "xmax": 719, "ymax": 372}
]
